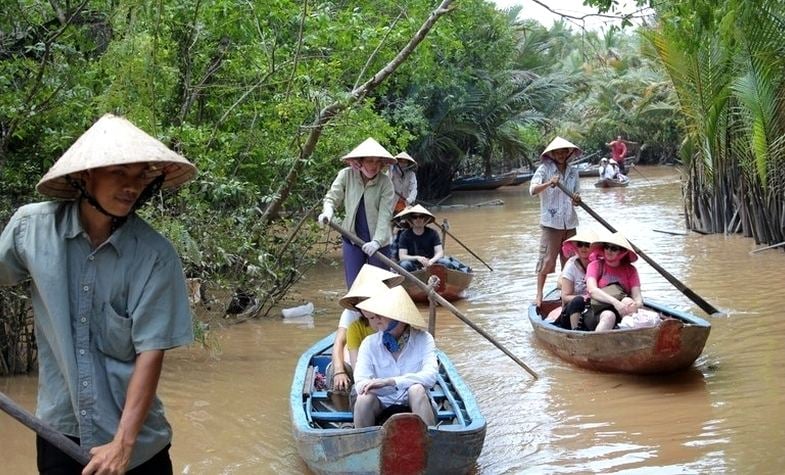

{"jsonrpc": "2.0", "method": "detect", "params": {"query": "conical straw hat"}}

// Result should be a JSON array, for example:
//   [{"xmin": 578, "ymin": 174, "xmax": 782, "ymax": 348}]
[
  {"xmin": 355, "ymin": 285, "xmax": 427, "ymax": 330},
  {"xmin": 354, "ymin": 264, "xmax": 404, "ymax": 287},
  {"xmin": 339, "ymin": 265, "xmax": 400, "ymax": 310},
  {"xmin": 562, "ymin": 228, "xmax": 598, "ymax": 257},
  {"xmin": 394, "ymin": 151, "xmax": 417, "ymax": 167},
  {"xmin": 590, "ymin": 231, "xmax": 638, "ymax": 262},
  {"xmin": 540, "ymin": 136, "xmax": 582, "ymax": 161},
  {"xmin": 341, "ymin": 138, "xmax": 396, "ymax": 164},
  {"xmin": 36, "ymin": 114, "xmax": 197, "ymax": 199},
  {"xmin": 393, "ymin": 204, "xmax": 435, "ymax": 225}
]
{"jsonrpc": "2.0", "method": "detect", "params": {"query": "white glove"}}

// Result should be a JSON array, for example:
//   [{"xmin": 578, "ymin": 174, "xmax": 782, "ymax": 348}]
[
  {"xmin": 317, "ymin": 208, "xmax": 333, "ymax": 227},
  {"xmin": 361, "ymin": 240, "xmax": 381, "ymax": 256}
]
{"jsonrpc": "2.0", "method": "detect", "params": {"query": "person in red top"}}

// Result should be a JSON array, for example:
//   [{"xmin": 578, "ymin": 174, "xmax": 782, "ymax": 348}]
[
  {"xmin": 584, "ymin": 232, "xmax": 643, "ymax": 331},
  {"xmin": 606, "ymin": 136, "xmax": 628, "ymax": 174}
]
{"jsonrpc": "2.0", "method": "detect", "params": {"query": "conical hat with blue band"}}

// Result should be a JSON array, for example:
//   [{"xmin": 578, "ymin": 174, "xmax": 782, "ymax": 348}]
[{"xmin": 355, "ymin": 285, "xmax": 427, "ymax": 330}]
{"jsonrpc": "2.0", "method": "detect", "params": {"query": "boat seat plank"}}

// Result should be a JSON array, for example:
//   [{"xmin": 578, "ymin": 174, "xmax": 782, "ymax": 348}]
[
  {"xmin": 310, "ymin": 410, "xmax": 457, "ymax": 423},
  {"xmin": 310, "ymin": 387, "xmax": 447, "ymax": 400},
  {"xmin": 434, "ymin": 373, "xmax": 467, "ymax": 426}
]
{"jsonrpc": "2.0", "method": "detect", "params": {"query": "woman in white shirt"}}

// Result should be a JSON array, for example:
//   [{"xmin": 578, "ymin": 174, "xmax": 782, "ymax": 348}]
[
  {"xmin": 353, "ymin": 285, "xmax": 438, "ymax": 428},
  {"xmin": 546, "ymin": 228, "xmax": 596, "ymax": 329}
]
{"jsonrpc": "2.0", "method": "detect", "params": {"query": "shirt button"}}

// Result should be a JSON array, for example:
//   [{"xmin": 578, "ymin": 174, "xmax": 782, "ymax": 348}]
[
  {"xmin": 80, "ymin": 410, "xmax": 87, "ymax": 416},
  {"xmin": 88, "ymin": 255, "xmax": 95, "ymax": 261},
  {"xmin": 83, "ymin": 285, "xmax": 89, "ymax": 292},
  {"xmin": 80, "ymin": 317, "xmax": 87, "ymax": 323},
  {"xmin": 82, "ymin": 381, "xmax": 88, "ymax": 387},
  {"xmin": 79, "ymin": 349, "xmax": 85, "ymax": 355}
]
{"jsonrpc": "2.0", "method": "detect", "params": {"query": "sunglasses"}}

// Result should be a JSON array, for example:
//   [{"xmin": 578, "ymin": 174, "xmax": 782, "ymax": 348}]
[
  {"xmin": 603, "ymin": 244, "xmax": 623, "ymax": 252},
  {"xmin": 575, "ymin": 241, "xmax": 591, "ymax": 248}
]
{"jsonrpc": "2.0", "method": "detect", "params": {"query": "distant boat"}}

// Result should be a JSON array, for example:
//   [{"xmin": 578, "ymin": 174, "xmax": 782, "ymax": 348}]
[
  {"xmin": 575, "ymin": 163, "xmax": 601, "ymax": 177},
  {"xmin": 401, "ymin": 263, "xmax": 473, "ymax": 303},
  {"xmin": 528, "ymin": 289, "xmax": 711, "ymax": 374},
  {"xmin": 290, "ymin": 332, "xmax": 486, "ymax": 474},
  {"xmin": 450, "ymin": 174, "xmax": 516, "ymax": 191},
  {"xmin": 505, "ymin": 171, "xmax": 534, "ymax": 186},
  {"xmin": 594, "ymin": 176, "xmax": 630, "ymax": 188}
]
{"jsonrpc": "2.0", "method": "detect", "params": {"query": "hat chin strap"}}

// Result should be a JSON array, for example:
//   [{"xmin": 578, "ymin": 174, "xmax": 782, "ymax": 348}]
[{"xmin": 65, "ymin": 174, "xmax": 165, "ymax": 230}]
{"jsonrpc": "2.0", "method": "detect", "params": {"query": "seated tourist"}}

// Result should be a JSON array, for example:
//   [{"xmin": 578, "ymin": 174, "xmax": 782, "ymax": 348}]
[
  {"xmin": 584, "ymin": 231, "xmax": 643, "ymax": 331},
  {"xmin": 353, "ymin": 286, "xmax": 438, "ymax": 428},
  {"xmin": 545, "ymin": 228, "xmax": 597, "ymax": 329},
  {"xmin": 330, "ymin": 264, "xmax": 403, "ymax": 394},
  {"xmin": 395, "ymin": 204, "xmax": 470, "ymax": 273}
]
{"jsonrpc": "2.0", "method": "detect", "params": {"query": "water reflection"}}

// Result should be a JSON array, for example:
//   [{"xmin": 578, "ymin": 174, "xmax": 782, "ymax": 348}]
[{"xmin": 2, "ymin": 167, "xmax": 785, "ymax": 474}]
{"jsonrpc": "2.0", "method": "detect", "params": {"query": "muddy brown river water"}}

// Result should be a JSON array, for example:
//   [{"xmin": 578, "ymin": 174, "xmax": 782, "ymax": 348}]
[{"xmin": 2, "ymin": 166, "xmax": 784, "ymax": 473}]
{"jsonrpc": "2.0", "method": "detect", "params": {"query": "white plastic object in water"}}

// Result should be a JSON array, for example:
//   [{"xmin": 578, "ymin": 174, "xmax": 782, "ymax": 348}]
[{"xmin": 281, "ymin": 302, "xmax": 314, "ymax": 318}]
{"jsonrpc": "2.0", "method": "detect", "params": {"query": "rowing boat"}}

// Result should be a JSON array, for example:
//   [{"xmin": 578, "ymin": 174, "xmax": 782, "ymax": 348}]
[
  {"xmin": 401, "ymin": 263, "xmax": 473, "ymax": 302},
  {"xmin": 450, "ymin": 174, "xmax": 515, "ymax": 191},
  {"xmin": 594, "ymin": 176, "xmax": 630, "ymax": 188},
  {"xmin": 528, "ymin": 289, "xmax": 711, "ymax": 374},
  {"xmin": 290, "ymin": 332, "xmax": 486, "ymax": 474},
  {"xmin": 576, "ymin": 163, "xmax": 601, "ymax": 177}
]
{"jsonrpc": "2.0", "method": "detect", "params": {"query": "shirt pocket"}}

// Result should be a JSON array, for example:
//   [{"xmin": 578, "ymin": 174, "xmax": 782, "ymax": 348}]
[{"xmin": 93, "ymin": 303, "xmax": 136, "ymax": 362}]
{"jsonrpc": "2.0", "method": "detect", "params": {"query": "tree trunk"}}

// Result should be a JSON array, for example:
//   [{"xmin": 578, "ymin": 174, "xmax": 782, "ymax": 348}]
[{"xmin": 261, "ymin": 0, "xmax": 457, "ymax": 223}]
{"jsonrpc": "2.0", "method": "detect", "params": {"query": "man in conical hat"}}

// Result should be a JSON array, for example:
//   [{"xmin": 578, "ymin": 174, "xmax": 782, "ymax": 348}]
[
  {"xmin": 0, "ymin": 114, "xmax": 197, "ymax": 473},
  {"xmin": 529, "ymin": 136, "xmax": 582, "ymax": 309},
  {"xmin": 353, "ymin": 286, "xmax": 438, "ymax": 428},
  {"xmin": 318, "ymin": 137, "xmax": 397, "ymax": 289},
  {"xmin": 393, "ymin": 204, "xmax": 453, "ymax": 272},
  {"xmin": 330, "ymin": 264, "xmax": 403, "ymax": 394}
]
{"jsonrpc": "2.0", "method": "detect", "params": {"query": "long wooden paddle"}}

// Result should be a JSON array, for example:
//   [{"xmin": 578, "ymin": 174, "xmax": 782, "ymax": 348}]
[
  {"xmin": 439, "ymin": 219, "xmax": 493, "ymax": 271},
  {"xmin": 0, "ymin": 391, "xmax": 91, "ymax": 465},
  {"xmin": 328, "ymin": 221, "xmax": 538, "ymax": 379},
  {"xmin": 555, "ymin": 182, "xmax": 723, "ymax": 316}
]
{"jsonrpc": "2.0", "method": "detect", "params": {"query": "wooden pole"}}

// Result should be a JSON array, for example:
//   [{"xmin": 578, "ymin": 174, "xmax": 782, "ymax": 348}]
[
  {"xmin": 439, "ymin": 219, "xmax": 493, "ymax": 271},
  {"xmin": 427, "ymin": 276, "xmax": 438, "ymax": 338},
  {"xmin": 555, "ymin": 182, "xmax": 723, "ymax": 317},
  {"xmin": 750, "ymin": 241, "xmax": 785, "ymax": 254},
  {"xmin": 0, "ymin": 392, "xmax": 90, "ymax": 465},
  {"xmin": 328, "ymin": 221, "xmax": 538, "ymax": 379}
]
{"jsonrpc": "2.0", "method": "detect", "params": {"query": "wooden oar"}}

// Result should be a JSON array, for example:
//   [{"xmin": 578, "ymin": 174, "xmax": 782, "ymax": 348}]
[
  {"xmin": 628, "ymin": 162, "xmax": 652, "ymax": 183},
  {"xmin": 328, "ymin": 221, "xmax": 538, "ymax": 379},
  {"xmin": 555, "ymin": 182, "xmax": 723, "ymax": 317},
  {"xmin": 0, "ymin": 391, "xmax": 91, "ymax": 465},
  {"xmin": 439, "ymin": 219, "xmax": 493, "ymax": 271}
]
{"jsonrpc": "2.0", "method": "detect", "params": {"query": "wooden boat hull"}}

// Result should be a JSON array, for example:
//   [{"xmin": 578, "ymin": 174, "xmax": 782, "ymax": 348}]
[
  {"xmin": 290, "ymin": 333, "xmax": 486, "ymax": 475},
  {"xmin": 594, "ymin": 177, "xmax": 630, "ymax": 188},
  {"xmin": 576, "ymin": 164, "xmax": 601, "ymax": 177},
  {"xmin": 401, "ymin": 264, "xmax": 474, "ymax": 302},
  {"xmin": 451, "ymin": 174, "xmax": 515, "ymax": 191},
  {"xmin": 505, "ymin": 171, "xmax": 534, "ymax": 186},
  {"xmin": 528, "ymin": 290, "xmax": 711, "ymax": 374}
]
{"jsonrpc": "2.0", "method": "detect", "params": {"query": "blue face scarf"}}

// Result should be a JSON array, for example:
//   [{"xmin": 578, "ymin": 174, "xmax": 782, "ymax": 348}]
[{"xmin": 382, "ymin": 321, "xmax": 401, "ymax": 352}]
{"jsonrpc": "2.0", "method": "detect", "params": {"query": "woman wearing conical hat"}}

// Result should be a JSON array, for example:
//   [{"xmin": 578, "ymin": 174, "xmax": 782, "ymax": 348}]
[
  {"xmin": 317, "ymin": 138, "xmax": 397, "ymax": 288},
  {"xmin": 329, "ymin": 264, "xmax": 403, "ymax": 394},
  {"xmin": 529, "ymin": 136, "xmax": 583, "ymax": 309},
  {"xmin": 390, "ymin": 151, "xmax": 418, "ymax": 214},
  {"xmin": 0, "ymin": 114, "xmax": 196, "ymax": 473},
  {"xmin": 584, "ymin": 231, "xmax": 643, "ymax": 331},
  {"xmin": 353, "ymin": 286, "xmax": 438, "ymax": 428},
  {"xmin": 545, "ymin": 228, "xmax": 597, "ymax": 329}
]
